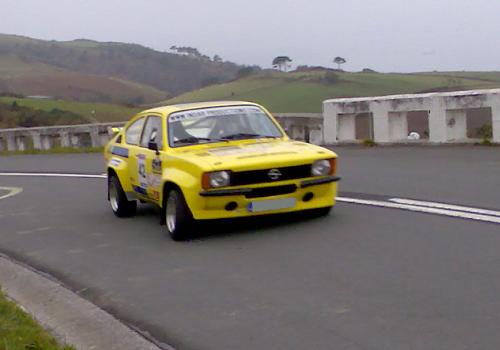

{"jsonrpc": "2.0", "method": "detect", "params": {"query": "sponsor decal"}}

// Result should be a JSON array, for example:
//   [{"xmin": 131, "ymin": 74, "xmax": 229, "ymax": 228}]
[
  {"xmin": 169, "ymin": 106, "xmax": 262, "ymax": 123},
  {"xmin": 133, "ymin": 186, "xmax": 148, "ymax": 196},
  {"xmin": 111, "ymin": 146, "xmax": 129, "ymax": 158},
  {"xmin": 109, "ymin": 157, "xmax": 122, "ymax": 167},
  {"xmin": 146, "ymin": 174, "xmax": 161, "ymax": 189},
  {"xmin": 152, "ymin": 157, "xmax": 162, "ymax": 174},
  {"xmin": 150, "ymin": 190, "xmax": 160, "ymax": 201},
  {"xmin": 137, "ymin": 154, "xmax": 147, "ymax": 188}
]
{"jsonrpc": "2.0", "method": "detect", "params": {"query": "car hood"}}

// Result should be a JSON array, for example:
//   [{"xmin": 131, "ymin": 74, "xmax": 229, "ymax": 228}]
[{"xmin": 174, "ymin": 140, "xmax": 336, "ymax": 171}]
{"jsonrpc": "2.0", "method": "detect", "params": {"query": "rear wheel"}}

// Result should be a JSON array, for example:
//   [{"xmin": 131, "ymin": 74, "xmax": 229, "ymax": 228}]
[
  {"xmin": 108, "ymin": 175, "xmax": 136, "ymax": 217},
  {"xmin": 164, "ymin": 188, "xmax": 194, "ymax": 241}
]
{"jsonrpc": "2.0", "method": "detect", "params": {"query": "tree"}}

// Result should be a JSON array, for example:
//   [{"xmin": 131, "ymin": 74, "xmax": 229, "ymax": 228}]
[
  {"xmin": 170, "ymin": 46, "xmax": 203, "ymax": 58},
  {"xmin": 272, "ymin": 56, "xmax": 292, "ymax": 72},
  {"xmin": 333, "ymin": 56, "xmax": 346, "ymax": 70},
  {"xmin": 213, "ymin": 55, "xmax": 222, "ymax": 63},
  {"xmin": 236, "ymin": 66, "xmax": 259, "ymax": 78}
]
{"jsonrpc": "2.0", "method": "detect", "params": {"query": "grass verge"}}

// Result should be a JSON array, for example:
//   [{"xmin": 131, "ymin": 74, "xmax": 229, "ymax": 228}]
[
  {"xmin": 0, "ymin": 289, "xmax": 75, "ymax": 350},
  {"xmin": 0, "ymin": 147, "xmax": 104, "ymax": 156},
  {"xmin": 0, "ymin": 97, "xmax": 139, "ymax": 123}
]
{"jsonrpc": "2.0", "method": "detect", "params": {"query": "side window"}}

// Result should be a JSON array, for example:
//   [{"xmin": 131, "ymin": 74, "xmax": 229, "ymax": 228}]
[
  {"xmin": 125, "ymin": 118, "xmax": 145, "ymax": 145},
  {"xmin": 140, "ymin": 116, "xmax": 163, "ymax": 149}
]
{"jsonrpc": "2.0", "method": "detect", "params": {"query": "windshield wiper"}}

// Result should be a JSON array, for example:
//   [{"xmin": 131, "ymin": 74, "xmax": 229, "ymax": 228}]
[
  {"xmin": 175, "ymin": 136, "xmax": 228, "ymax": 144},
  {"xmin": 222, "ymin": 133, "xmax": 280, "ymax": 140}
]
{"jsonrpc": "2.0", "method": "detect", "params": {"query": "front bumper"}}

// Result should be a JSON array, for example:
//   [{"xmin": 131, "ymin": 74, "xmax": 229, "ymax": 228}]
[
  {"xmin": 189, "ymin": 176, "xmax": 340, "ymax": 220},
  {"xmin": 199, "ymin": 176, "xmax": 341, "ymax": 197}
]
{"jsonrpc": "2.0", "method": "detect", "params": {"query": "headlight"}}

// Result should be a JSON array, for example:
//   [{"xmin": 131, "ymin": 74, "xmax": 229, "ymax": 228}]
[
  {"xmin": 202, "ymin": 171, "xmax": 231, "ymax": 189},
  {"xmin": 311, "ymin": 159, "xmax": 332, "ymax": 176}
]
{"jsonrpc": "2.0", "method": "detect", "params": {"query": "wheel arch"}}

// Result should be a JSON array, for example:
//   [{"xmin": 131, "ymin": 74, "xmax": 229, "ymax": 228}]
[
  {"xmin": 162, "ymin": 181, "xmax": 182, "ymax": 207},
  {"xmin": 107, "ymin": 167, "xmax": 118, "ymax": 200}
]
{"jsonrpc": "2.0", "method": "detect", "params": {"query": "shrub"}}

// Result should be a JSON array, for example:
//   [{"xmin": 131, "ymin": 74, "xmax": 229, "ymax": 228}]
[
  {"xmin": 480, "ymin": 139, "xmax": 492, "ymax": 146},
  {"xmin": 236, "ymin": 66, "xmax": 259, "ymax": 79},
  {"xmin": 324, "ymin": 72, "xmax": 340, "ymax": 84},
  {"xmin": 362, "ymin": 139, "xmax": 376, "ymax": 147},
  {"xmin": 477, "ymin": 123, "xmax": 493, "ymax": 140}
]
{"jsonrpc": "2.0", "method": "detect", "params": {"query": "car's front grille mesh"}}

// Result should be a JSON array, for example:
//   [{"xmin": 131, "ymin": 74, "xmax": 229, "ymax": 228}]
[
  {"xmin": 231, "ymin": 164, "xmax": 311, "ymax": 186},
  {"xmin": 245, "ymin": 184, "xmax": 297, "ymax": 199}
]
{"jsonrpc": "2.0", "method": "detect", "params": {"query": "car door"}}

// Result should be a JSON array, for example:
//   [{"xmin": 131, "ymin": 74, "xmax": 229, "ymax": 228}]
[
  {"xmin": 124, "ymin": 116, "xmax": 147, "ymax": 198},
  {"xmin": 139, "ymin": 115, "xmax": 164, "ymax": 203}
]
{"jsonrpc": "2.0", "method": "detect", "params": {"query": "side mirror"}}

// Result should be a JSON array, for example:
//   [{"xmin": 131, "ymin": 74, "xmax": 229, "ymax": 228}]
[{"xmin": 148, "ymin": 142, "xmax": 159, "ymax": 154}]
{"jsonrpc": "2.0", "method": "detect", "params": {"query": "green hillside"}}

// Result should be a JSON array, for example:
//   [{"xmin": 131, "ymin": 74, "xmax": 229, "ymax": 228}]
[
  {"xmin": 0, "ymin": 97, "xmax": 139, "ymax": 127},
  {"xmin": 0, "ymin": 33, "xmax": 241, "ymax": 104},
  {"xmin": 163, "ymin": 70, "xmax": 500, "ymax": 113},
  {"xmin": 0, "ymin": 54, "xmax": 166, "ymax": 104}
]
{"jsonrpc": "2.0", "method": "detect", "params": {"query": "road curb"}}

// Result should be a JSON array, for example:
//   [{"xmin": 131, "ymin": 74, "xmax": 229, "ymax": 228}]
[{"xmin": 0, "ymin": 255, "xmax": 172, "ymax": 350}]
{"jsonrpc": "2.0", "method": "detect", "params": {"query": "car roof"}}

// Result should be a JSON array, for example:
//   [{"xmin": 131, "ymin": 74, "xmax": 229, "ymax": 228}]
[{"xmin": 141, "ymin": 101, "xmax": 259, "ymax": 116}]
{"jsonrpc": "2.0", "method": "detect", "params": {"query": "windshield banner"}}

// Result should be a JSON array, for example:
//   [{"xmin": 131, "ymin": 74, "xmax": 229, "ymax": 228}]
[{"xmin": 169, "ymin": 106, "xmax": 262, "ymax": 123}]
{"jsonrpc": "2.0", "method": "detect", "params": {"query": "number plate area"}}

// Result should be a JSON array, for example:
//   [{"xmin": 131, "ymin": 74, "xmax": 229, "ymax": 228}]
[{"xmin": 247, "ymin": 198, "xmax": 296, "ymax": 213}]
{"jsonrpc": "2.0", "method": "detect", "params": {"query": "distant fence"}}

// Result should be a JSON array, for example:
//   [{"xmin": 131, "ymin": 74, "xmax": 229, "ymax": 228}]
[{"xmin": 0, "ymin": 114, "xmax": 323, "ymax": 152}]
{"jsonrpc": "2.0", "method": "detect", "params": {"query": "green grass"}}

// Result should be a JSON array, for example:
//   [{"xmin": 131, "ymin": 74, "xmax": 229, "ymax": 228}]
[
  {"xmin": 0, "ymin": 290, "xmax": 75, "ymax": 350},
  {"xmin": 0, "ymin": 97, "xmax": 139, "ymax": 123},
  {"xmin": 0, "ymin": 147, "xmax": 104, "ymax": 156},
  {"xmin": 425, "ymin": 71, "xmax": 500, "ymax": 83},
  {"xmin": 163, "ymin": 71, "xmax": 500, "ymax": 113}
]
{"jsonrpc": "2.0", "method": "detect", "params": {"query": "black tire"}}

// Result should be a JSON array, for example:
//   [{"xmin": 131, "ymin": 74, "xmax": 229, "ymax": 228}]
[
  {"xmin": 164, "ymin": 188, "xmax": 194, "ymax": 241},
  {"xmin": 108, "ymin": 175, "xmax": 137, "ymax": 218}
]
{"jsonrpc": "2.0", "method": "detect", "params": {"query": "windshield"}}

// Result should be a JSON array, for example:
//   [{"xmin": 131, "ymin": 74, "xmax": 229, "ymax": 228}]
[{"xmin": 167, "ymin": 106, "xmax": 283, "ymax": 147}]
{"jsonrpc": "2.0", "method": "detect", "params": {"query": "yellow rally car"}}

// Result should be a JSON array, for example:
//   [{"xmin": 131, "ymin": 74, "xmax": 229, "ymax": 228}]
[{"xmin": 104, "ymin": 101, "xmax": 340, "ymax": 240}]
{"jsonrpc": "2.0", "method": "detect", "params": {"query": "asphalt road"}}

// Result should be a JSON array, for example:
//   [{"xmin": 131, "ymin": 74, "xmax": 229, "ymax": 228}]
[{"xmin": 1, "ymin": 146, "xmax": 499, "ymax": 350}]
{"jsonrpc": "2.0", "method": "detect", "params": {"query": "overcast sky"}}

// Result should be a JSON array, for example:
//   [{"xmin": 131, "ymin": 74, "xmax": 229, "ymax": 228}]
[{"xmin": 1, "ymin": 0, "xmax": 499, "ymax": 72}]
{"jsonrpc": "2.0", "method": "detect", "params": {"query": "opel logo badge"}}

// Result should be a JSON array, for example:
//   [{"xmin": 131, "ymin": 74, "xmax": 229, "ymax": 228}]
[{"xmin": 268, "ymin": 168, "xmax": 282, "ymax": 180}]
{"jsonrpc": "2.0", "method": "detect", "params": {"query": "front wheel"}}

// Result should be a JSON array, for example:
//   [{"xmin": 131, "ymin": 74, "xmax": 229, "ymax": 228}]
[
  {"xmin": 108, "ymin": 175, "xmax": 137, "ymax": 217},
  {"xmin": 164, "ymin": 189, "xmax": 194, "ymax": 241}
]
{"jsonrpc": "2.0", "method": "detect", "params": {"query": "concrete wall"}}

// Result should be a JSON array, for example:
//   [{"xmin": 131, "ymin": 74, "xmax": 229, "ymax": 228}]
[
  {"xmin": 0, "ymin": 114, "xmax": 324, "ymax": 152},
  {"xmin": 2, "ymin": 91, "xmax": 498, "ymax": 152},
  {"xmin": 323, "ymin": 89, "xmax": 500, "ymax": 144},
  {"xmin": 0, "ymin": 122, "xmax": 125, "ymax": 152}
]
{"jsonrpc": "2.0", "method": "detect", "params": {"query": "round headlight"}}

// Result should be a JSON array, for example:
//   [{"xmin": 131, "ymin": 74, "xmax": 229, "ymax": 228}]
[
  {"xmin": 209, "ymin": 171, "xmax": 231, "ymax": 188},
  {"xmin": 311, "ymin": 160, "xmax": 331, "ymax": 176}
]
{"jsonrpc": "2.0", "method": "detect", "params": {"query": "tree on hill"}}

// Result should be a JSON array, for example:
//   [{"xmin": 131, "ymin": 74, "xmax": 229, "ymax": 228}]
[
  {"xmin": 213, "ymin": 55, "xmax": 222, "ymax": 63},
  {"xmin": 0, "ymin": 34, "xmax": 241, "ymax": 98},
  {"xmin": 170, "ymin": 45, "xmax": 209, "ymax": 60},
  {"xmin": 272, "ymin": 56, "xmax": 292, "ymax": 72},
  {"xmin": 236, "ymin": 66, "xmax": 260, "ymax": 78},
  {"xmin": 333, "ymin": 56, "xmax": 346, "ymax": 70}
]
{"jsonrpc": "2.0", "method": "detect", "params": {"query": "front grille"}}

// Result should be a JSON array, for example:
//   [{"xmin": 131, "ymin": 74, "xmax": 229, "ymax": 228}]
[
  {"xmin": 231, "ymin": 164, "xmax": 311, "ymax": 186},
  {"xmin": 245, "ymin": 184, "xmax": 297, "ymax": 199}
]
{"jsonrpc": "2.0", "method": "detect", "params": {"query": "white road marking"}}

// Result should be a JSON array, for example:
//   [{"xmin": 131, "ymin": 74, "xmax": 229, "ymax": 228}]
[
  {"xmin": 17, "ymin": 227, "xmax": 51, "ymax": 235},
  {"xmin": 389, "ymin": 198, "xmax": 500, "ymax": 217},
  {"xmin": 0, "ymin": 172, "xmax": 106, "ymax": 179},
  {"xmin": 336, "ymin": 197, "xmax": 500, "ymax": 224},
  {"xmin": 0, "ymin": 186, "xmax": 23, "ymax": 200},
  {"xmin": 2, "ymin": 171, "xmax": 499, "ymax": 225}
]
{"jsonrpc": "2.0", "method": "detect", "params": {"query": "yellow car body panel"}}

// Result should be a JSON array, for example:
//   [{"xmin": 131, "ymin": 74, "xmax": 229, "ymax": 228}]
[{"xmin": 104, "ymin": 101, "xmax": 339, "ymax": 220}]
